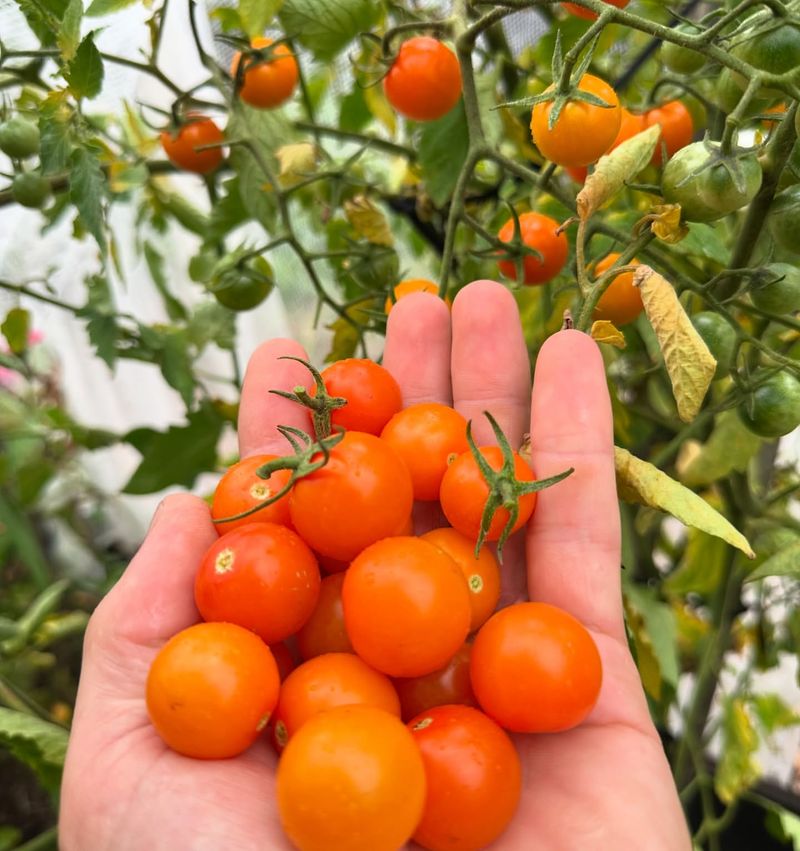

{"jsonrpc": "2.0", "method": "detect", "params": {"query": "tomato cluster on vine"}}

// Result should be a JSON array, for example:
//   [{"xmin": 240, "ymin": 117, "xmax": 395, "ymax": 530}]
[{"xmin": 145, "ymin": 355, "xmax": 599, "ymax": 851}]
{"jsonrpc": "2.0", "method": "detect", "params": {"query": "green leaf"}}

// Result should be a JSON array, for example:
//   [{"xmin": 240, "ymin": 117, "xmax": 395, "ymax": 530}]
[
  {"xmin": 0, "ymin": 709, "xmax": 68, "ymax": 796},
  {"xmin": 338, "ymin": 87, "xmax": 371, "ymax": 133},
  {"xmin": 144, "ymin": 243, "xmax": 188, "ymax": 321},
  {"xmin": 665, "ymin": 527, "xmax": 727, "ymax": 597},
  {"xmin": 159, "ymin": 331, "xmax": 196, "ymax": 407},
  {"xmin": 123, "ymin": 404, "xmax": 224, "ymax": 494},
  {"xmin": 186, "ymin": 302, "xmax": 236, "ymax": 351},
  {"xmin": 280, "ymin": 0, "xmax": 381, "ymax": 60},
  {"xmin": 715, "ymin": 697, "xmax": 760, "ymax": 805},
  {"xmin": 418, "ymin": 101, "xmax": 470, "ymax": 207},
  {"xmin": 39, "ymin": 111, "xmax": 73, "ymax": 175},
  {"xmin": 0, "ymin": 491, "xmax": 49, "ymax": 588},
  {"xmin": 746, "ymin": 540, "xmax": 800, "ymax": 582},
  {"xmin": 58, "ymin": 0, "xmax": 83, "ymax": 60},
  {"xmin": 0, "ymin": 827, "xmax": 22, "ymax": 851},
  {"xmin": 64, "ymin": 33, "xmax": 104, "ymax": 100},
  {"xmin": 84, "ymin": 314, "xmax": 119, "ymax": 367},
  {"xmin": 750, "ymin": 693, "xmax": 800, "ymax": 734},
  {"xmin": 205, "ymin": 177, "xmax": 248, "ymax": 243},
  {"xmin": 86, "ymin": 0, "xmax": 138, "ymax": 15},
  {"xmin": 1, "ymin": 308, "xmax": 31, "ymax": 354},
  {"xmin": 239, "ymin": 0, "xmax": 283, "ymax": 38},
  {"xmin": 679, "ymin": 410, "xmax": 762, "ymax": 488},
  {"xmin": 671, "ymin": 223, "xmax": 729, "ymax": 267},
  {"xmin": 624, "ymin": 584, "xmax": 679, "ymax": 690},
  {"xmin": 14, "ymin": 0, "xmax": 69, "ymax": 45},
  {"xmin": 70, "ymin": 146, "xmax": 107, "ymax": 250}
]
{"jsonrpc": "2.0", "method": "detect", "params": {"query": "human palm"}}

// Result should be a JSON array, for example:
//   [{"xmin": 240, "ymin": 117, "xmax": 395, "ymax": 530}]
[{"xmin": 60, "ymin": 280, "xmax": 690, "ymax": 850}]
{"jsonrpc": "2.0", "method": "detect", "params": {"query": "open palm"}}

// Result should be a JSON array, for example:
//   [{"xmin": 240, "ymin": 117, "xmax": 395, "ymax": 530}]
[{"xmin": 60, "ymin": 280, "xmax": 690, "ymax": 851}]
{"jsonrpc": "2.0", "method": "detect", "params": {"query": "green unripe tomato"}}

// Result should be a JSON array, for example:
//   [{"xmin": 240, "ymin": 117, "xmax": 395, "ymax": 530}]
[
  {"xmin": 750, "ymin": 263, "xmax": 800, "ymax": 314},
  {"xmin": 732, "ymin": 21, "xmax": 800, "ymax": 98},
  {"xmin": 11, "ymin": 172, "xmax": 51, "ymax": 209},
  {"xmin": 712, "ymin": 69, "xmax": 774, "ymax": 117},
  {"xmin": 691, "ymin": 311, "xmax": 737, "ymax": 378},
  {"xmin": 738, "ymin": 371, "xmax": 800, "ymax": 438},
  {"xmin": 697, "ymin": 153, "xmax": 762, "ymax": 216},
  {"xmin": 209, "ymin": 256, "xmax": 273, "ymax": 311},
  {"xmin": 662, "ymin": 143, "xmax": 724, "ymax": 222},
  {"xmin": 661, "ymin": 24, "xmax": 706, "ymax": 74},
  {"xmin": 769, "ymin": 186, "xmax": 800, "ymax": 253},
  {"xmin": 0, "ymin": 117, "xmax": 40, "ymax": 159}
]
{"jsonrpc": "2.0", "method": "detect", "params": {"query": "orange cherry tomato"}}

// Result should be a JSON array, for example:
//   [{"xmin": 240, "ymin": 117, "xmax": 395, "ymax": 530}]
[
  {"xmin": 343, "ymin": 536, "xmax": 471, "ymax": 677},
  {"xmin": 269, "ymin": 641, "xmax": 296, "ymax": 680},
  {"xmin": 439, "ymin": 446, "xmax": 537, "ymax": 542},
  {"xmin": 146, "ymin": 622, "xmax": 279, "ymax": 759},
  {"xmin": 394, "ymin": 643, "xmax": 477, "ymax": 722},
  {"xmin": 194, "ymin": 523, "xmax": 320, "ymax": 644},
  {"xmin": 318, "ymin": 358, "xmax": 403, "ymax": 435},
  {"xmin": 289, "ymin": 431, "xmax": 414, "ymax": 561},
  {"xmin": 643, "ymin": 100, "xmax": 694, "ymax": 165},
  {"xmin": 383, "ymin": 37, "xmax": 462, "ymax": 122},
  {"xmin": 385, "ymin": 278, "xmax": 444, "ymax": 314},
  {"xmin": 231, "ymin": 37, "xmax": 298, "ymax": 109},
  {"xmin": 470, "ymin": 602, "xmax": 603, "ymax": 733},
  {"xmin": 562, "ymin": 0, "xmax": 629, "ymax": 18},
  {"xmin": 422, "ymin": 528, "xmax": 500, "ymax": 630},
  {"xmin": 211, "ymin": 454, "xmax": 292, "ymax": 535},
  {"xmin": 272, "ymin": 652, "xmax": 401, "ymax": 751},
  {"xmin": 592, "ymin": 251, "xmax": 643, "ymax": 326},
  {"xmin": 160, "ymin": 115, "xmax": 224, "ymax": 174},
  {"xmin": 381, "ymin": 403, "xmax": 469, "ymax": 501},
  {"xmin": 409, "ymin": 704, "xmax": 522, "ymax": 851},
  {"xmin": 296, "ymin": 572, "xmax": 353, "ymax": 660},
  {"xmin": 531, "ymin": 74, "xmax": 621, "ymax": 168},
  {"xmin": 496, "ymin": 211, "xmax": 568, "ymax": 285},
  {"xmin": 565, "ymin": 107, "xmax": 645, "ymax": 182},
  {"xmin": 277, "ymin": 705, "xmax": 426, "ymax": 851}
]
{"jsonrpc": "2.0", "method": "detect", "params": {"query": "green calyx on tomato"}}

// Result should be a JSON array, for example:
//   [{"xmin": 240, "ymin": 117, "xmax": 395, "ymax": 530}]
[
  {"xmin": 0, "ymin": 117, "xmax": 41, "ymax": 159},
  {"xmin": 271, "ymin": 356, "xmax": 347, "ymax": 441},
  {"xmin": 690, "ymin": 312, "xmax": 738, "ymax": 378},
  {"xmin": 11, "ymin": 171, "xmax": 51, "ymax": 209},
  {"xmin": 768, "ymin": 186, "xmax": 800, "ymax": 253},
  {"xmin": 738, "ymin": 371, "xmax": 800, "ymax": 439},
  {"xmin": 661, "ymin": 25, "xmax": 706, "ymax": 74},
  {"xmin": 750, "ymin": 262, "xmax": 800, "ymax": 314}
]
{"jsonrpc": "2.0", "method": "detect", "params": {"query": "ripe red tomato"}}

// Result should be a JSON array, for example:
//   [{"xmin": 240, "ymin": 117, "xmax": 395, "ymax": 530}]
[
  {"xmin": 289, "ymin": 431, "xmax": 414, "ymax": 561},
  {"xmin": 211, "ymin": 454, "xmax": 292, "ymax": 535},
  {"xmin": 318, "ymin": 358, "xmax": 403, "ymax": 435},
  {"xmin": 566, "ymin": 107, "xmax": 645, "ymax": 182},
  {"xmin": 470, "ymin": 602, "xmax": 602, "ymax": 733},
  {"xmin": 160, "ymin": 116, "xmax": 224, "ymax": 174},
  {"xmin": 440, "ymin": 446, "xmax": 537, "ymax": 542},
  {"xmin": 231, "ymin": 37, "xmax": 298, "ymax": 109},
  {"xmin": 385, "ymin": 278, "xmax": 446, "ymax": 314},
  {"xmin": 409, "ymin": 704, "xmax": 522, "ymax": 851},
  {"xmin": 422, "ymin": 528, "xmax": 500, "ymax": 630},
  {"xmin": 296, "ymin": 572, "xmax": 353, "ymax": 660},
  {"xmin": 269, "ymin": 641, "xmax": 296, "ymax": 680},
  {"xmin": 343, "ymin": 536, "xmax": 471, "ymax": 677},
  {"xmin": 277, "ymin": 705, "xmax": 426, "ymax": 851},
  {"xmin": 643, "ymin": 100, "xmax": 694, "ymax": 165},
  {"xmin": 394, "ymin": 643, "xmax": 477, "ymax": 722},
  {"xmin": 592, "ymin": 251, "xmax": 643, "ymax": 326},
  {"xmin": 531, "ymin": 74, "xmax": 622, "ymax": 168},
  {"xmin": 146, "ymin": 622, "xmax": 279, "ymax": 759},
  {"xmin": 272, "ymin": 652, "xmax": 401, "ymax": 751},
  {"xmin": 381, "ymin": 403, "xmax": 469, "ymax": 501},
  {"xmin": 496, "ymin": 211, "xmax": 568, "ymax": 285},
  {"xmin": 194, "ymin": 523, "xmax": 320, "ymax": 644},
  {"xmin": 562, "ymin": 0, "xmax": 629, "ymax": 19},
  {"xmin": 384, "ymin": 37, "xmax": 462, "ymax": 122}
]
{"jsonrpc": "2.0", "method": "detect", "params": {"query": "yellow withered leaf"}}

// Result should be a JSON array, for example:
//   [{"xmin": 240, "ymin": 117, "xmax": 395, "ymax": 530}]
[
  {"xmin": 276, "ymin": 142, "xmax": 318, "ymax": 187},
  {"xmin": 634, "ymin": 265, "xmax": 716, "ymax": 422},
  {"xmin": 591, "ymin": 320, "xmax": 626, "ymax": 348},
  {"xmin": 344, "ymin": 195, "xmax": 393, "ymax": 247},
  {"xmin": 615, "ymin": 446, "xmax": 754, "ymax": 558},
  {"xmin": 577, "ymin": 124, "xmax": 661, "ymax": 220}
]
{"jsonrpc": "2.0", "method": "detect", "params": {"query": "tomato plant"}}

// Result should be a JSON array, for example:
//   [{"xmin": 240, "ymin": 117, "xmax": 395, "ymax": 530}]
[
  {"xmin": 738, "ymin": 372, "xmax": 800, "ymax": 438},
  {"xmin": 496, "ymin": 212, "xmax": 568, "ymax": 285},
  {"xmin": 691, "ymin": 312, "xmax": 738, "ymax": 379},
  {"xmin": 562, "ymin": 0, "xmax": 629, "ymax": 20},
  {"xmin": 10, "ymin": 172, "xmax": 51, "ymax": 209},
  {"xmin": 750, "ymin": 263, "xmax": 800, "ymax": 314},
  {"xmin": 160, "ymin": 116, "xmax": 224, "ymax": 174},
  {"xmin": 211, "ymin": 454, "xmax": 292, "ymax": 535},
  {"xmin": 0, "ymin": 117, "xmax": 40, "ymax": 159},
  {"xmin": 232, "ymin": 37, "xmax": 299, "ymax": 109}
]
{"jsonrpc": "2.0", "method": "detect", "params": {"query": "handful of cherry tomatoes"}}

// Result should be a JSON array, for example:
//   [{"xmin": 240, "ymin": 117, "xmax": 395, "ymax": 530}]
[{"xmin": 145, "ymin": 356, "xmax": 601, "ymax": 851}]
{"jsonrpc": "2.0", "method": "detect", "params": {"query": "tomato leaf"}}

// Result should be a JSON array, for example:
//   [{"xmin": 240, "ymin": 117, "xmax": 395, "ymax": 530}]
[
  {"xmin": 57, "ymin": 0, "xmax": 83, "ymax": 60},
  {"xmin": 239, "ymin": 0, "xmax": 283, "ymax": 38},
  {"xmin": 344, "ymin": 195, "xmax": 393, "ymax": 246},
  {"xmin": 664, "ymin": 526, "xmax": 728, "ymax": 597},
  {"xmin": 186, "ymin": 302, "xmax": 236, "ymax": 352},
  {"xmin": 1, "ymin": 308, "xmax": 31, "ymax": 355},
  {"xmin": 86, "ymin": 0, "xmax": 141, "ymax": 14},
  {"xmin": 745, "ymin": 540, "xmax": 800, "ymax": 582},
  {"xmin": 64, "ymin": 33, "xmax": 104, "ymax": 100},
  {"xmin": 69, "ymin": 145, "xmax": 107, "ymax": 251},
  {"xmin": 678, "ymin": 410, "xmax": 762, "ymax": 488},
  {"xmin": 143, "ymin": 242, "xmax": 189, "ymax": 322},
  {"xmin": 0, "ymin": 709, "xmax": 68, "ymax": 796},
  {"xmin": 279, "ymin": 0, "xmax": 382, "ymax": 61},
  {"xmin": 418, "ymin": 101, "xmax": 470, "ymax": 207},
  {"xmin": 715, "ymin": 698, "xmax": 759, "ymax": 805},
  {"xmin": 624, "ymin": 584, "xmax": 679, "ymax": 696},
  {"xmin": 38, "ymin": 95, "xmax": 74, "ymax": 175}
]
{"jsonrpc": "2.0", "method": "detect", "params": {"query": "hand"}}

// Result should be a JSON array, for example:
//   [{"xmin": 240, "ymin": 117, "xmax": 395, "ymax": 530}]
[{"xmin": 60, "ymin": 280, "xmax": 691, "ymax": 851}]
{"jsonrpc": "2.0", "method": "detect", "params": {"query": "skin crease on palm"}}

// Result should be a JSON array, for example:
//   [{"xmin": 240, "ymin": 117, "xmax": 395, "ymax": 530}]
[{"xmin": 59, "ymin": 280, "xmax": 692, "ymax": 851}]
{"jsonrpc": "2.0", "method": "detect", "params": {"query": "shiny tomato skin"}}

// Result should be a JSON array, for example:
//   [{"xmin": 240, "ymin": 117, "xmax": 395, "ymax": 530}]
[
  {"xmin": 160, "ymin": 116, "xmax": 224, "ymax": 174},
  {"xmin": 343, "ymin": 536, "xmax": 471, "ymax": 677},
  {"xmin": 497, "ymin": 211, "xmax": 568, "ymax": 285},
  {"xmin": 562, "ymin": 0, "xmax": 629, "ymax": 19},
  {"xmin": 272, "ymin": 652, "xmax": 401, "ymax": 751},
  {"xmin": 231, "ymin": 37, "xmax": 298, "ymax": 109},
  {"xmin": 381, "ymin": 403, "xmax": 469, "ymax": 501},
  {"xmin": 146, "ymin": 622, "xmax": 279, "ymax": 759},
  {"xmin": 394, "ymin": 643, "xmax": 477, "ymax": 722},
  {"xmin": 566, "ymin": 107, "xmax": 645, "ymax": 182},
  {"xmin": 289, "ymin": 431, "xmax": 414, "ymax": 561},
  {"xmin": 385, "ymin": 278, "xmax": 443, "ymax": 314},
  {"xmin": 319, "ymin": 358, "xmax": 403, "ymax": 435},
  {"xmin": 277, "ymin": 705, "xmax": 426, "ymax": 851},
  {"xmin": 296, "ymin": 572, "xmax": 353, "ymax": 660},
  {"xmin": 194, "ymin": 523, "xmax": 320, "ymax": 644},
  {"xmin": 384, "ymin": 37, "xmax": 462, "ymax": 122},
  {"xmin": 644, "ymin": 100, "xmax": 694, "ymax": 165},
  {"xmin": 211, "ymin": 454, "xmax": 292, "ymax": 535},
  {"xmin": 409, "ymin": 704, "xmax": 522, "ymax": 851},
  {"xmin": 592, "ymin": 251, "xmax": 643, "ymax": 326},
  {"xmin": 440, "ymin": 446, "xmax": 537, "ymax": 542},
  {"xmin": 470, "ymin": 602, "xmax": 603, "ymax": 733}
]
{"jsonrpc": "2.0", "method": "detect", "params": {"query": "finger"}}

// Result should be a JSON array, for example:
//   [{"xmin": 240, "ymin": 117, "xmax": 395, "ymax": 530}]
[
  {"xmin": 239, "ymin": 338, "xmax": 312, "ymax": 458},
  {"xmin": 451, "ymin": 280, "xmax": 531, "ymax": 447},
  {"xmin": 527, "ymin": 330, "xmax": 625, "ymax": 640},
  {"xmin": 383, "ymin": 292, "xmax": 453, "ymax": 406}
]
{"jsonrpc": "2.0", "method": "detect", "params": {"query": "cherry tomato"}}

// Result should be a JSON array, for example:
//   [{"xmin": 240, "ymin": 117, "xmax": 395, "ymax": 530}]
[
  {"xmin": 194, "ymin": 523, "xmax": 320, "ymax": 644},
  {"xmin": 146, "ymin": 622, "xmax": 279, "ymax": 759},
  {"xmin": 277, "ymin": 705, "xmax": 426, "ymax": 851},
  {"xmin": 383, "ymin": 37, "xmax": 462, "ymax": 122},
  {"xmin": 496, "ymin": 211, "xmax": 568, "ymax": 285},
  {"xmin": 394, "ymin": 643, "xmax": 477, "ymax": 721},
  {"xmin": 422, "ymin": 528, "xmax": 500, "ymax": 631},
  {"xmin": 566, "ymin": 107, "xmax": 644, "ymax": 182},
  {"xmin": 0, "ymin": 116, "xmax": 40, "ymax": 159},
  {"xmin": 562, "ymin": 0, "xmax": 629, "ymax": 20},
  {"xmin": 289, "ymin": 431, "xmax": 414, "ymax": 561},
  {"xmin": 471, "ymin": 602, "xmax": 602, "ymax": 733},
  {"xmin": 440, "ymin": 446, "xmax": 537, "ymax": 542},
  {"xmin": 385, "ymin": 278, "xmax": 444, "ymax": 314},
  {"xmin": 270, "ymin": 641, "xmax": 296, "ymax": 680},
  {"xmin": 592, "ymin": 252, "xmax": 643, "ymax": 326},
  {"xmin": 409, "ymin": 704, "xmax": 522, "ymax": 851},
  {"xmin": 738, "ymin": 371, "xmax": 800, "ymax": 438},
  {"xmin": 211, "ymin": 454, "xmax": 292, "ymax": 535},
  {"xmin": 231, "ymin": 37, "xmax": 298, "ymax": 109},
  {"xmin": 272, "ymin": 652, "xmax": 401, "ymax": 751},
  {"xmin": 343, "ymin": 536, "xmax": 471, "ymax": 677},
  {"xmin": 11, "ymin": 172, "xmax": 50, "ymax": 209},
  {"xmin": 691, "ymin": 311, "xmax": 737, "ymax": 379},
  {"xmin": 296, "ymin": 572, "xmax": 353, "ymax": 660},
  {"xmin": 643, "ymin": 100, "xmax": 694, "ymax": 165},
  {"xmin": 530, "ymin": 74, "xmax": 622, "ymax": 168},
  {"xmin": 381, "ymin": 403, "xmax": 469, "ymax": 501},
  {"xmin": 160, "ymin": 115, "xmax": 224, "ymax": 174},
  {"xmin": 318, "ymin": 358, "xmax": 403, "ymax": 435}
]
